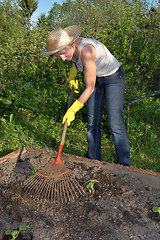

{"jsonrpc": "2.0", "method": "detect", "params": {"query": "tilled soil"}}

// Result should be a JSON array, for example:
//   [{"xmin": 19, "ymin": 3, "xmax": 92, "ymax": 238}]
[{"xmin": 0, "ymin": 147, "xmax": 160, "ymax": 240}]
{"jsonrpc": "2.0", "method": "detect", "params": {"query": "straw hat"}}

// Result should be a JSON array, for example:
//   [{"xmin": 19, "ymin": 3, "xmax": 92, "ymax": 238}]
[{"xmin": 38, "ymin": 25, "xmax": 82, "ymax": 56}]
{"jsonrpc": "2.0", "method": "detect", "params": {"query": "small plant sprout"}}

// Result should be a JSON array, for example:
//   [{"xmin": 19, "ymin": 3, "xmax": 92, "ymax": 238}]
[
  {"xmin": 5, "ymin": 225, "xmax": 30, "ymax": 240},
  {"xmin": 30, "ymin": 166, "xmax": 40, "ymax": 179},
  {"xmin": 86, "ymin": 179, "xmax": 99, "ymax": 194},
  {"xmin": 152, "ymin": 206, "xmax": 160, "ymax": 216}
]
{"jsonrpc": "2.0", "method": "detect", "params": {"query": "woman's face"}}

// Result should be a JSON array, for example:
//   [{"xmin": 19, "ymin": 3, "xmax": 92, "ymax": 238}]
[{"xmin": 54, "ymin": 44, "xmax": 74, "ymax": 61}]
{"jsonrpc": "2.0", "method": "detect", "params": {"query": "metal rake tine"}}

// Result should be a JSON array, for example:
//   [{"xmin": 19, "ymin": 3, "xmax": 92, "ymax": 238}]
[
  {"xmin": 71, "ymin": 177, "xmax": 85, "ymax": 196},
  {"xmin": 45, "ymin": 179, "xmax": 53, "ymax": 201},
  {"xmin": 57, "ymin": 181, "xmax": 62, "ymax": 202},
  {"xmin": 59, "ymin": 180, "xmax": 64, "ymax": 203},
  {"xmin": 22, "ymin": 181, "xmax": 30, "ymax": 193},
  {"xmin": 23, "ymin": 176, "xmax": 37, "ymax": 190},
  {"xmin": 55, "ymin": 181, "xmax": 60, "ymax": 203},
  {"xmin": 23, "ymin": 175, "xmax": 40, "ymax": 193},
  {"xmin": 40, "ymin": 178, "xmax": 50, "ymax": 200},
  {"xmin": 67, "ymin": 173, "xmax": 77, "ymax": 200},
  {"xmin": 26, "ymin": 175, "xmax": 44, "ymax": 192},
  {"xmin": 31, "ymin": 176, "xmax": 47, "ymax": 199},
  {"xmin": 55, "ymin": 181, "xmax": 61, "ymax": 203},
  {"xmin": 54, "ymin": 181, "xmax": 58, "ymax": 203},
  {"xmin": 43, "ymin": 178, "xmax": 52, "ymax": 200},
  {"xmin": 30, "ymin": 176, "xmax": 46, "ymax": 195},
  {"xmin": 58, "ymin": 180, "xmax": 61, "ymax": 203},
  {"xmin": 61, "ymin": 179, "xmax": 67, "ymax": 203},
  {"xmin": 68, "ymin": 178, "xmax": 79, "ymax": 200},
  {"xmin": 64, "ymin": 173, "xmax": 78, "ymax": 198},
  {"xmin": 36, "ymin": 177, "xmax": 50, "ymax": 200},
  {"xmin": 58, "ymin": 182, "xmax": 61, "ymax": 202},
  {"xmin": 63, "ymin": 176, "xmax": 71, "ymax": 202},
  {"xmin": 54, "ymin": 181, "xmax": 60, "ymax": 203},
  {"xmin": 64, "ymin": 176, "xmax": 76, "ymax": 201},
  {"xmin": 50, "ymin": 180, "xmax": 55, "ymax": 203},
  {"xmin": 51, "ymin": 179, "xmax": 61, "ymax": 203}
]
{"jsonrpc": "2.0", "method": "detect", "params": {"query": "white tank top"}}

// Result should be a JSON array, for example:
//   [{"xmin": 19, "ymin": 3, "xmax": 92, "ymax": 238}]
[{"xmin": 74, "ymin": 38, "xmax": 120, "ymax": 77}]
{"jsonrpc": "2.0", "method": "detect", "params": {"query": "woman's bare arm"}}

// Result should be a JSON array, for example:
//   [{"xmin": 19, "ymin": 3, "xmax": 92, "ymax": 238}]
[{"xmin": 78, "ymin": 44, "xmax": 96, "ymax": 104}]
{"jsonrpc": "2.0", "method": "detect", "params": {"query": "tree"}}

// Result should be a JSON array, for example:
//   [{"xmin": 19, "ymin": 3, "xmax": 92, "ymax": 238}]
[
  {"xmin": 0, "ymin": 0, "xmax": 23, "ymax": 42},
  {"xmin": 17, "ymin": 0, "xmax": 38, "ymax": 29}
]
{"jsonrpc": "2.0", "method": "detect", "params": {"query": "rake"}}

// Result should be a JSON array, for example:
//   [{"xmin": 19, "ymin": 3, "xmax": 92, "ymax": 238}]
[{"xmin": 23, "ymin": 86, "xmax": 85, "ymax": 203}]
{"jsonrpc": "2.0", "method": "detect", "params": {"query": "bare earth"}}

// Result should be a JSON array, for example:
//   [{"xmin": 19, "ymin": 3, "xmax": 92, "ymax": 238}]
[{"xmin": 0, "ymin": 148, "xmax": 160, "ymax": 240}]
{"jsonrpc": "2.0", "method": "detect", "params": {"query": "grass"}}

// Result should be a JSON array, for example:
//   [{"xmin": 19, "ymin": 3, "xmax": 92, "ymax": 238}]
[
  {"xmin": 125, "ymin": 97, "xmax": 160, "ymax": 171},
  {"xmin": 0, "ymin": 97, "xmax": 159, "ymax": 172}
]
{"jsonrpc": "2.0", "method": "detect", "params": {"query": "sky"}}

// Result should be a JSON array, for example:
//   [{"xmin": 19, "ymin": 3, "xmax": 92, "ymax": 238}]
[
  {"xmin": 31, "ymin": 0, "xmax": 64, "ymax": 23},
  {"xmin": 31, "ymin": 0, "xmax": 158, "ymax": 24}
]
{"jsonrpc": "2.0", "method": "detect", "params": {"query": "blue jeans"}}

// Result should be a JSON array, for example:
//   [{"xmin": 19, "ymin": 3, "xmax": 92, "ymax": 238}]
[{"xmin": 86, "ymin": 67, "xmax": 131, "ymax": 166}]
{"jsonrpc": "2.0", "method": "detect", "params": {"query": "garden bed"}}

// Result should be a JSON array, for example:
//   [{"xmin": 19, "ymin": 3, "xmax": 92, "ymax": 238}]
[{"xmin": 0, "ymin": 148, "xmax": 160, "ymax": 240}]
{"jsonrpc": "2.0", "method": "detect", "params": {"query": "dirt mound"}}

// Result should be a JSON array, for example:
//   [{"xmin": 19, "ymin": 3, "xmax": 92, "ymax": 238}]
[{"xmin": 0, "ymin": 148, "xmax": 160, "ymax": 240}]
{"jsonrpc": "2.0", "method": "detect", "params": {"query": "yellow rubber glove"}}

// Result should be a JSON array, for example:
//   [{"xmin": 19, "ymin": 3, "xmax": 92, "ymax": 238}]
[
  {"xmin": 69, "ymin": 67, "xmax": 79, "ymax": 93},
  {"xmin": 62, "ymin": 100, "xmax": 84, "ymax": 126}
]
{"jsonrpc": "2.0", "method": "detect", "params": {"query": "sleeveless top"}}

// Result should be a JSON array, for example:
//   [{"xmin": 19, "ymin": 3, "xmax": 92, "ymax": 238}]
[{"xmin": 73, "ymin": 38, "xmax": 120, "ymax": 77}]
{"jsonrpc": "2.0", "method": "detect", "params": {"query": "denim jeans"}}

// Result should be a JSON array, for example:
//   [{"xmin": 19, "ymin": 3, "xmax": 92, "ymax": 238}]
[{"xmin": 86, "ymin": 67, "xmax": 131, "ymax": 166}]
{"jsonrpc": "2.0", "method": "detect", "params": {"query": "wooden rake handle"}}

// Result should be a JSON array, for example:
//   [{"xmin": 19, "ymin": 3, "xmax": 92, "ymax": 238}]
[
  {"xmin": 60, "ymin": 85, "xmax": 75, "ymax": 146},
  {"xmin": 55, "ymin": 73, "xmax": 78, "ymax": 163}
]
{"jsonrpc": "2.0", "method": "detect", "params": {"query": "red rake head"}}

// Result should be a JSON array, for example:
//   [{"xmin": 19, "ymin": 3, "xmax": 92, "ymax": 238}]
[
  {"xmin": 23, "ymin": 171, "xmax": 85, "ymax": 203},
  {"xmin": 36, "ymin": 160, "xmax": 70, "ymax": 179},
  {"xmin": 22, "ymin": 144, "xmax": 86, "ymax": 202},
  {"xmin": 35, "ymin": 144, "xmax": 68, "ymax": 179},
  {"xmin": 53, "ymin": 154, "xmax": 64, "ymax": 164},
  {"xmin": 22, "ymin": 162, "xmax": 85, "ymax": 203}
]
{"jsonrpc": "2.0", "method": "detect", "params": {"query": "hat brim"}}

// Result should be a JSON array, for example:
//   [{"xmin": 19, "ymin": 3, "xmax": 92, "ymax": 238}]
[{"xmin": 38, "ymin": 25, "xmax": 82, "ymax": 56}]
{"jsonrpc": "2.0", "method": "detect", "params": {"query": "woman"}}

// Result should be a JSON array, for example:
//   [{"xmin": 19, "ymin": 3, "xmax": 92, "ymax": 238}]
[{"xmin": 39, "ymin": 25, "xmax": 131, "ymax": 166}]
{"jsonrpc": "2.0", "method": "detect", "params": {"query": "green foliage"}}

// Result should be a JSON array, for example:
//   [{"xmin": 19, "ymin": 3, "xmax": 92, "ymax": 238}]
[
  {"xmin": 86, "ymin": 179, "xmax": 99, "ymax": 194},
  {"xmin": 5, "ymin": 225, "xmax": 30, "ymax": 240},
  {"xmin": 17, "ymin": 0, "xmax": 38, "ymax": 28},
  {"xmin": 0, "ymin": 0, "xmax": 24, "ymax": 42},
  {"xmin": 30, "ymin": 166, "xmax": 40, "ymax": 178},
  {"xmin": 125, "ymin": 97, "xmax": 160, "ymax": 171}
]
